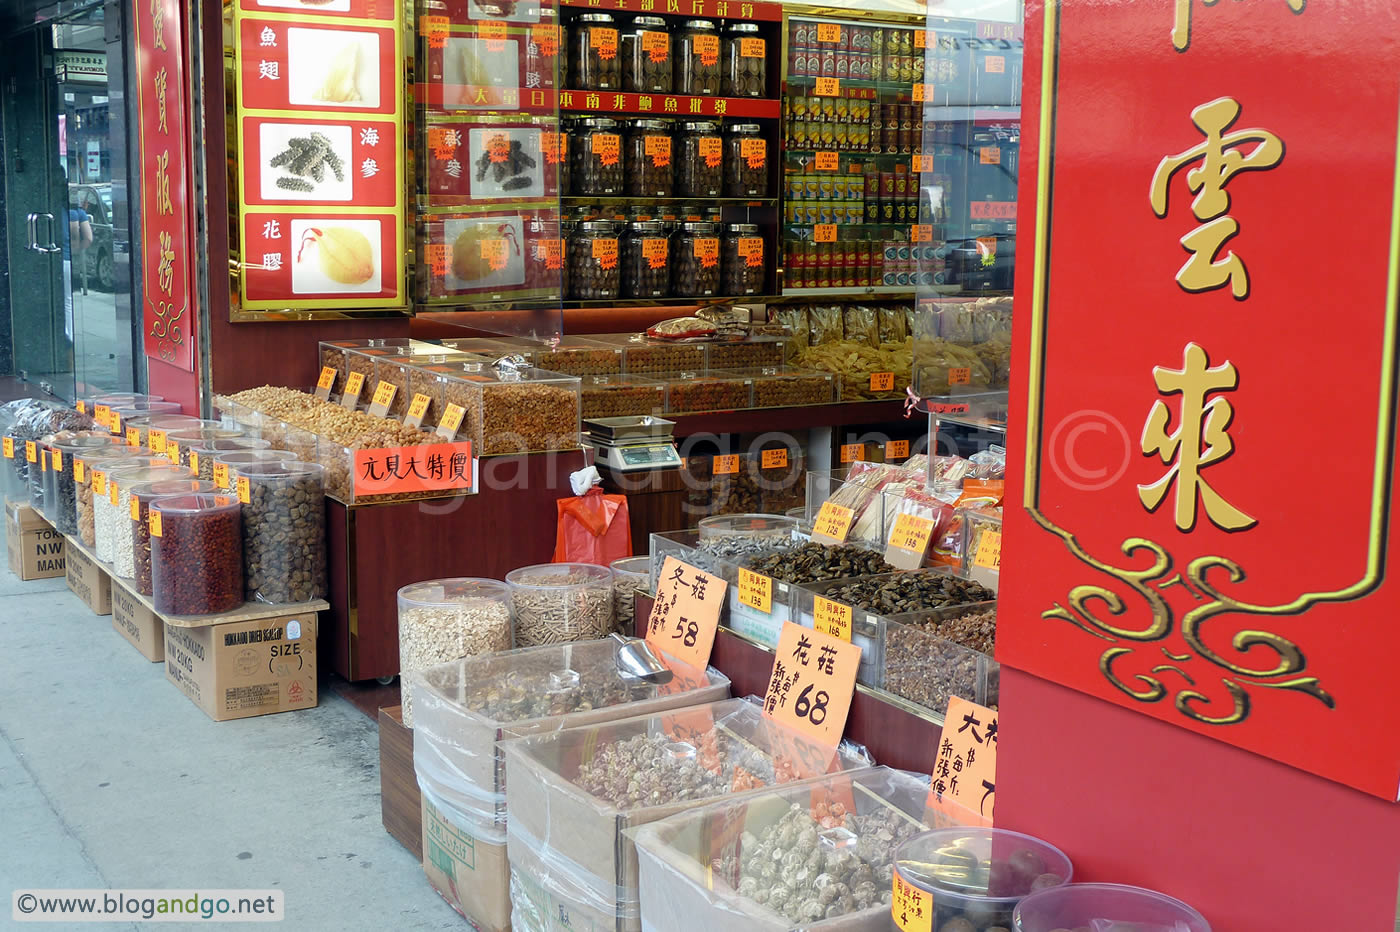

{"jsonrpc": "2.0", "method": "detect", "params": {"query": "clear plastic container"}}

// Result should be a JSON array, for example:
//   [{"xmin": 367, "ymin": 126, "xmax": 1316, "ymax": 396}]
[
  {"xmin": 708, "ymin": 336, "xmax": 789, "ymax": 371},
  {"xmin": 435, "ymin": 363, "xmax": 582, "ymax": 456},
  {"xmin": 532, "ymin": 337, "xmax": 625, "ymax": 377},
  {"xmin": 622, "ymin": 221, "xmax": 671, "ymax": 298},
  {"xmin": 674, "ymin": 19, "xmax": 720, "ymax": 95},
  {"xmin": 151, "ymin": 494, "xmax": 244, "ymax": 615},
  {"xmin": 673, "ymin": 221, "xmax": 722, "ymax": 298},
  {"xmin": 609, "ymin": 555, "xmax": 649, "ymax": 635},
  {"xmin": 371, "ymin": 355, "xmax": 420, "ymax": 420},
  {"xmin": 580, "ymin": 374, "xmax": 667, "ymax": 420},
  {"xmin": 397, "ymin": 578, "xmax": 514, "ymax": 727},
  {"xmin": 570, "ymin": 117, "xmax": 624, "ymax": 197},
  {"xmin": 92, "ymin": 393, "xmax": 163, "ymax": 432},
  {"xmin": 138, "ymin": 416, "xmax": 219, "ymax": 458},
  {"xmin": 506, "ymin": 562, "xmax": 613, "ymax": 647},
  {"xmin": 97, "ymin": 462, "xmax": 184, "ymax": 565},
  {"xmin": 130, "ymin": 479, "xmax": 216, "ymax": 596},
  {"xmin": 592, "ymin": 334, "xmax": 706, "ymax": 376},
  {"xmin": 621, "ymin": 15, "xmax": 671, "ymax": 93},
  {"xmin": 74, "ymin": 447, "xmax": 149, "ymax": 548},
  {"xmin": 720, "ymin": 22, "xmax": 765, "ymax": 98},
  {"xmin": 181, "ymin": 436, "xmax": 271, "ymax": 481},
  {"xmin": 503, "ymin": 699, "xmax": 871, "ymax": 930},
  {"xmin": 569, "ymin": 13, "xmax": 622, "ymax": 91},
  {"xmin": 895, "ymin": 827, "xmax": 1074, "ymax": 932},
  {"xmin": 625, "ymin": 119, "xmax": 674, "ymax": 198},
  {"xmin": 664, "ymin": 371, "xmax": 752, "ymax": 413},
  {"xmin": 210, "ymin": 448, "xmax": 296, "ymax": 491},
  {"xmin": 236, "ymin": 461, "xmax": 327, "ymax": 605},
  {"xmin": 698, "ymin": 513, "xmax": 797, "ymax": 542},
  {"xmin": 734, "ymin": 364, "xmax": 834, "ymax": 408},
  {"xmin": 108, "ymin": 401, "xmax": 182, "ymax": 438},
  {"xmin": 1013, "ymin": 883, "xmax": 1212, "ymax": 932},
  {"xmin": 634, "ymin": 767, "xmax": 931, "ymax": 930},
  {"xmin": 48, "ymin": 436, "xmax": 117, "ymax": 535}
]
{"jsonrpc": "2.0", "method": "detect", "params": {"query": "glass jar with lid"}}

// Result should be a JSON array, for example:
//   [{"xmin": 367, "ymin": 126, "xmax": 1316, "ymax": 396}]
[
  {"xmin": 625, "ymin": 119, "xmax": 674, "ymax": 198},
  {"xmin": 676, "ymin": 120, "xmax": 723, "ymax": 197},
  {"xmin": 570, "ymin": 117, "xmax": 623, "ymax": 196},
  {"xmin": 722, "ymin": 223, "xmax": 765, "ymax": 296},
  {"xmin": 672, "ymin": 221, "xmax": 721, "ymax": 298},
  {"xmin": 569, "ymin": 13, "xmax": 621, "ymax": 91},
  {"xmin": 622, "ymin": 221, "xmax": 670, "ymax": 298},
  {"xmin": 568, "ymin": 220, "xmax": 621, "ymax": 300},
  {"xmin": 721, "ymin": 22, "xmax": 766, "ymax": 97},
  {"xmin": 723, "ymin": 123, "xmax": 768, "ymax": 197},
  {"xmin": 674, "ymin": 20, "xmax": 720, "ymax": 96},
  {"xmin": 621, "ymin": 15, "xmax": 671, "ymax": 93}
]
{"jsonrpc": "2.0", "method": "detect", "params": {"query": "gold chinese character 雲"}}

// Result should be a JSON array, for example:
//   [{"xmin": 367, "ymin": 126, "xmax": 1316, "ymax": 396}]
[
  {"xmin": 1172, "ymin": 0, "xmax": 1305, "ymax": 53},
  {"xmin": 154, "ymin": 149, "xmax": 173, "ymax": 215},
  {"xmin": 1149, "ymin": 97, "xmax": 1283, "ymax": 299},
  {"xmin": 150, "ymin": 0, "xmax": 167, "ymax": 50},
  {"xmin": 154, "ymin": 66, "xmax": 168, "ymax": 133},
  {"xmin": 1138, "ymin": 342, "xmax": 1256, "ymax": 532},
  {"xmin": 157, "ymin": 230, "xmax": 174, "ymax": 295}
]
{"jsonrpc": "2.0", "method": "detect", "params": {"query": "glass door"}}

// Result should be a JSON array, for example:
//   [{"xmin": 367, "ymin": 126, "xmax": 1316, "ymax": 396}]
[{"xmin": 2, "ymin": 4, "xmax": 138, "ymax": 402}]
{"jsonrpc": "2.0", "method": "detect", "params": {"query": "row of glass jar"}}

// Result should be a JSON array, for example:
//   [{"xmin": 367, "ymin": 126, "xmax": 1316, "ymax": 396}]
[
  {"xmin": 567, "ymin": 117, "xmax": 769, "ymax": 199},
  {"xmin": 567, "ymin": 14, "xmax": 767, "ymax": 97},
  {"xmin": 568, "ymin": 219, "xmax": 766, "ymax": 300}
]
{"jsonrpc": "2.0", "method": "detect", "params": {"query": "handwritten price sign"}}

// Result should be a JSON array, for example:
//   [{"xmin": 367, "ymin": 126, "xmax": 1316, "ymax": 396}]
[
  {"xmin": 645, "ymin": 556, "xmax": 728, "ymax": 669},
  {"xmin": 763, "ymin": 621, "xmax": 861, "ymax": 747},
  {"xmin": 811, "ymin": 502, "xmax": 854, "ymax": 544}
]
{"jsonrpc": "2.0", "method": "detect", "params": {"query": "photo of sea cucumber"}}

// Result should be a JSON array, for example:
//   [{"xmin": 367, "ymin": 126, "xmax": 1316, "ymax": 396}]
[{"xmin": 258, "ymin": 123, "xmax": 354, "ymax": 201}]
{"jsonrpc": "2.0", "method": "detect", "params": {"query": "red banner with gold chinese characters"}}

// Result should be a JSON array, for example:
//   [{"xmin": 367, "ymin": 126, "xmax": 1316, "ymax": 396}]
[
  {"xmin": 133, "ymin": 0, "xmax": 195, "ymax": 371},
  {"xmin": 1000, "ymin": 0, "xmax": 1400, "ymax": 798}
]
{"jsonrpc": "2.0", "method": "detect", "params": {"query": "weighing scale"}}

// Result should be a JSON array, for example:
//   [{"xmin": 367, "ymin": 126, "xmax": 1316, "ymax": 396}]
[{"xmin": 583, "ymin": 416, "xmax": 682, "ymax": 473}]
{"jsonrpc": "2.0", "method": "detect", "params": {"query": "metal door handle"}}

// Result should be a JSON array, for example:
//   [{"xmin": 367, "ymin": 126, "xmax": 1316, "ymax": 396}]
[
  {"xmin": 35, "ymin": 213, "xmax": 60, "ymax": 253},
  {"xmin": 25, "ymin": 212, "xmax": 37, "ymax": 251}
]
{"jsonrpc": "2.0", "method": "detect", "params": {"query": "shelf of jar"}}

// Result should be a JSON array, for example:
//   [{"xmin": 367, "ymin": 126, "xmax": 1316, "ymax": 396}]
[
  {"xmin": 776, "ymin": 285, "xmax": 921, "ymax": 299},
  {"xmin": 782, "ymin": 149, "xmax": 929, "ymax": 160},
  {"xmin": 414, "ymin": 294, "xmax": 779, "ymax": 310},
  {"xmin": 558, "ymin": 0, "xmax": 784, "ymax": 21},
  {"xmin": 556, "ymin": 89, "xmax": 780, "ymax": 119},
  {"xmin": 784, "ymin": 76, "xmax": 920, "ymax": 95},
  {"xmin": 783, "ymin": 223, "xmax": 927, "ymax": 233},
  {"xmin": 416, "ymin": 198, "xmax": 560, "ymax": 215},
  {"xmin": 559, "ymin": 196, "xmax": 778, "ymax": 207}
]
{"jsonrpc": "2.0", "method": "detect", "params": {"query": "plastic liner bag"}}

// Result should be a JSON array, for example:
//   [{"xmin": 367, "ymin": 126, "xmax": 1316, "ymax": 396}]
[
  {"xmin": 809, "ymin": 305, "xmax": 845, "ymax": 346},
  {"xmin": 553, "ymin": 470, "xmax": 633, "ymax": 565},
  {"xmin": 877, "ymin": 305, "xmax": 908, "ymax": 345},
  {"xmin": 930, "ymin": 455, "xmax": 973, "ymax": 487},
  {"xmin": 633, "ymin": 766, "xmax": 932, "ymax": 931},
  {"xmin": 843, "ymin": 305, "xmax": 880, "ymax": 348},
  {"xmin": 913, "ymin": 338, "xmax": 993, "ymax": 396},
  {"xmin": 771, "ymin": 306, "xmax": 810, "ymax": 359},
  {"xmin": 967, "ymin": 445, "xmax": 1007, "ymax": 481}
]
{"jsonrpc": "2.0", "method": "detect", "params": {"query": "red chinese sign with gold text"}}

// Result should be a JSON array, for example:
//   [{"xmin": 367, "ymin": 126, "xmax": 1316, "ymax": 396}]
[
  {"xmin": 133, "ymin": 0, "xmax": 195, "ymax": 370},
  {"xmin": 1001, "ymin": 1, "xmax": 1400, "ymax": 798}
]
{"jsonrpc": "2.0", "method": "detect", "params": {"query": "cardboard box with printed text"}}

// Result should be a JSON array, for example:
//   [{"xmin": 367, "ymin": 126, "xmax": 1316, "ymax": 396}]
[
  {"xmin": 163, "ymin": 613, "xmax": 318, "ymax": 722},
  {"xmin": 112, "ymin": 584, "xmax": 162, "ymax": 661},
  {"xmin": 6, "ymin": 502, "xmax": 65, "ymax": 580},
  {"xmin": 420, "ymin": 791, "xmax": 510, "ymax": 932},
  {"xmin": 67, "ymin": 543, "xmax": 112, "ymax": 615}
]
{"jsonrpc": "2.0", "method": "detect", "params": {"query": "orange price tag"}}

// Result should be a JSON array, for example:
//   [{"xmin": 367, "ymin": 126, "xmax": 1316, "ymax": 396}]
[
  {"xmin": 109, "ymin": 479, "xmax": 120, "ymax": 506},
  {"xmin": 694, "ymin": 237, "xmax": 719, "ymax": 269},
  {"xmin": 52, "ymin": 451, "xmax": 63, "ymax": 473},
  {"xmin": 949, "ymin": 366, "xmax": 971, "ymax": 385},
  {"xmin": 127, "ymin": 426, "xmax": 141, "ymax": 447},
  {"xmin": 539, "ymin": 238, "xmax": 564, "ymax": 270},
  {"xmin": 315, "ymin": 366, "xmax": 337, "ymax": 399},
  {"xmin": 369, "ymin": 380, "xmax": 398, "ymax": 416},
  {"xmin": 425, "ymin": 244, "xmax": 450, "ymax": 278},
  {"xmin": 479, "ymin": 20, "xmax": 507, "ymax": 50},
  {"xmin": 914, "ymin": 155, "xmax": 934, "ymax": 173},
  {"xmin": 213, "ymin": 462, "xmax": 230, "ymax": 490},
  {"xmin": 738, "ymin": 237, "xmax": 764, "ymax": 268},
  {"xmin": 980, "ymin": 146, "xmax": 1001, "ymax": 165},
  {"xmin": 149, "ymin": 429, "xmax": 168, "ymax": 455},
  {"xmin": 813, "ymin": 151, "xmax": 840, "ymax": 172},
  {"xmin": 531, "ymin": 23, "xmax": 559, "ymax": 57},
  {"xmin": 912, "ymin": 83, "xmax": 932, "ymax": 102},
  {"xmin": 25, "ymin": 441, "xmax": 36, "ymax": 464},
  {"xmin": 737, "ymin": 568, "xmax": 772, "ymax": 614},
  {"xmin": 167, "ymin": 442, "xmax": 180, "ymax": 465},
  {"xmin": 698, "ymin": 136, "xmax": 722, "ymax": 168},
  {"xmin": 641, "ymin": 238, "xmax": 668, "ymax": 269},
  {"xmin": 484, "ymin": 131, "xmax": 511, "ymax": 164},
  {"xmin": 870, "ymin": 371, "xmax": 895, "ymax": 392},
  {"xmin": 927, "ymin": 696, "xmax": 997, "ymax": 825},
  {"xmin": 985, "ymin": 55, "xmax": 1006, "ymax": 73},
  {"xmin": 739, "ymin": 36, "xmax": 765, "ymax": 58},
  {"xmin": 812, "ymin": 501, "xmax": 854, "ymax": 544},
  {"xmin": 541, "ymin": 130, "xmax": 567, "ymax": 165},
  {"xmin": 739, "ymin": 137, "xmax": 766, "ymax": 170},
  {"xmin": 915, "ymin": 29, "xmax": 929, "ymax": 49},
  {"xmin": 884, "ymin": 513, "xmax": 935, "ymax": 569},
  {"xmin": 237, "ymin": 475, "xmax": 252, "ymax": 505},
  {"xmin": 130, "ymin": 496, "xmax": 140, "ymax": 521},
  {"xmin": 912, "ymin": 224, "xmax": 932, "ymax": 242},
  {"xmin": 886, "ymin": 439, "xmax": 910, "ymax": 459},
  {"xmin": 644, "ymin": 135, "xmax": 672, "ymax": 167},
  {"xmin": 814, "ymin": 224, "xmax": 837, "ymax": 243},
  {"xmin": 76, "ymin": 400, "xmax": 87, "ymax": 414},
  {"xmin": 977, "ymin": 236, "xmax": 998, "ymax": 263},
  {"xmin": 480, "ymin": 238, "xmax": 508, "ymax": 272},
  {"xmin": 712, "ymin": 454, "xmax": 739, "ymax": 475},
  {"xmin": 763, "ymin": 622, "xmax": 861, "ymax": 748},
  {"xmin": 645, "ymin": 556, "xmax": 728, "ymax": 669},
  {"xmin": 839, "ymin": 442, "xmax": 865, "ymax": 464},
  {"xmin": 427, "ymin": 127, "xmax": 457, "ymax": 161},
  {"xmin": 189, "ymin": 451, "xmax": 200, "ymax": 474},
  {"xmin": 973, "ymin": 529, "xmax": 1002, "ymax": 571},
  {"xmin": 110, "ymin": 412, "xmax": 122, "ymax": 434},
  {"xmin": 149, "ymin": 509, "xmax": 163, "ymax": 538},
  {"xmin": 91, "ymin": 470, "xmax": 107, "ymax": 497},
  {"xmin": 436, "ymin": 403, "xmax": 467, "ymax": 440},
  {"xmin": 75, "ymin": 458, "xmax": 86, "ymax": 483},
  {"xmin": 892, "ymin": 872, "xmax": 934, "ymax": 932},
  {"xmin": 590, "ymin": 26, "xmax": 618, "ymax": 60},
  {"xmin": 814, "ymin": 76, "xmax": 840, "ymax": 96},
  {"xmin": 816, "ymin": 23, "xmax": 841, "ymax": 43},
  {"xmin": 593, "ymin": 237, "xmax": 619, "ymax": 270},
  {"xmin": 2, "ymin": 437, "xmax": 12, "ymax": 459},
  {"xmin": 407, "ymin": 393, "xmax": 432, "ymax": 422},
  {"xmin": 694, "ymin": 33, "xmax": 719, "ymax": 67},
  {"xmin": 813, "ymin": 596, "xmax": 852, "ymax": 642},
  {"xmin": 214, "ymin": 495, "xmax": 234, "ymax": 507},
  {"xmin": 761, "ymin": 448, "xmax": 788, "ymax": 469},
  {"xmin": 94, "ymin": 404, "xmax": 111, "ymax": 427},
  {"xmin": 641, "ymin": 29, "xmax": 669, "ymax": 63},
  {"xmin": 420, "ymin": 14, "xmax": 449, "ymax": 49}
]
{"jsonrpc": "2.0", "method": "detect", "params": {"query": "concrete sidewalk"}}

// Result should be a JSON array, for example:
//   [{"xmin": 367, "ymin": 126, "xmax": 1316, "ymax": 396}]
[{"xmin": 0, "ymin": 540, "xmax": 461, "ymax": 930}]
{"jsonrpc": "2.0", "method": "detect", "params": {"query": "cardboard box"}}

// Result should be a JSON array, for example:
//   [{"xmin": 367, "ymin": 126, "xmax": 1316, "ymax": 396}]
[
  {"xmin": 378, "ymin": 706, "xmax": 422, "ymax": 860},
  {"xmin": 421, "ymin": 791, "xmax": 510, "ymax": 932},
  {"xmin": 6, "ymin": 502, "xmax": 65, "ymax": 580},
  {"xmin": 164, "ymin": 613, "xmax": 318, "ymax": 722},
  {"xmin": 112, "ymin": 584, "xmax": 163, "ymax": 662},
  {"xmin": 66, "ymin": 544, "xmax": 112, "ymax": 615}
]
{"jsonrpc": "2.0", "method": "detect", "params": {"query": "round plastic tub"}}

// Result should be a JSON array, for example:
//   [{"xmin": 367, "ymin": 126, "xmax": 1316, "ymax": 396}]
[
  {"xmin": 73, "ymin": 447, "xmax": 150, "ymax": 547},
  {"xmin": 100, "ymin": 463, "xmax": 188, "ymax": 570},
  {"xmin": 696, "ymin": 513, "xmax": 797, "ymax": 542},
  {"xmin": 235, "ymin": 461, "xmax": 327, "ymax": 604},
  {"xmin": 397, "ymin": 578, "xmax": 514, "ymax": 726},
  {"xmin": 130, "ymin": 479, "xmax": 217, "ymax": 596},
  {"xmin": 150, "ymin": 493, "xmax": 244, "ymax": 615},
  {"xmin": 126, "ymin": 415, "xmax": 217, "ymax": 454},
  {"xmin": 166, "ymin": 431, "xmax": 259, "ymax": 475},
  {"xmin": 894, "ymin": 827, "xmax": 1073, "ymax": 932},
  {"xmin": 47, "ymin": 436, "xmax": 119, "ymax": 534},
  {"xmin": 1014, "ymin": 882, "xmax": 1211, "ymax": 932},
  {"xmin": 506, "ymin": 563, "xmax": 613, "ymax": 648},
  {"xmin": 209, "ymin": 448, "xmax": 295, "ymax": 491},
  {"xmin": 609, "ymin": 555, "xmax": 650, "ymax": 634},
  {"xmin": 108, "ymin": 401, "xmax": 182, "ymax": 438}
]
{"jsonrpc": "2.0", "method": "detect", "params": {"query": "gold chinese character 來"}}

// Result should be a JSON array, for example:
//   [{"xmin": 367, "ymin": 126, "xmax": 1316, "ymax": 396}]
[
  {"xmin": 1172, "ymin": 0, "xmax": 1305, "ymax": 53},
  {"xmin": 1149, "ymin": 97, "xmax": 1283, "ymax": 299},
  {"xmin": 1138, "ymin": 342, "xmax": 1256, "ymax": 532}
]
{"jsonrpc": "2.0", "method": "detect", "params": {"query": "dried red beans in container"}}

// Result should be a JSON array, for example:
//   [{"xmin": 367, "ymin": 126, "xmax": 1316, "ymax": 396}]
[
  {"xmin": 151, "ymin": 494, "xmax": 244, "ymax": 615},
  {"xmin": 130, "ymin": 479, "xmax": 216, "ymax": 597}
]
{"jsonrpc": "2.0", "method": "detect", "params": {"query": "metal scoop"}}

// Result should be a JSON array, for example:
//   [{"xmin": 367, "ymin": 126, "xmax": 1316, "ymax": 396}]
[{"xmin": 610, "ymin": 632, "xmax": 674, "ymax": 685}]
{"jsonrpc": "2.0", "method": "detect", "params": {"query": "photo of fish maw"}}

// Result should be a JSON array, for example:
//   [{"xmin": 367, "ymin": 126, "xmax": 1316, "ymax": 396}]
[
  {"xmin": 442, "ymin": 37, "xmax": 520, "ymax": 111},
  {"xmin": 287, "ymin": 28, "xmax": 381, "ymax": 109},
  {"xmin": 467, "ymin": 127, "xmax": 543, "ymax": 199},
  {"xmin": 442, "ymin": 215, "xmax": 525, "ymax": 292},
  {"xmin": 291, "ymin": 219, "xmax": 384, "ymax": 295},
  {"xmin": 260, "ymin": 123, "xmax": 353, "ymax": 201},
  {"xmin": 257, "ymin": 0, "xmax": 351, "ymax": 11}
]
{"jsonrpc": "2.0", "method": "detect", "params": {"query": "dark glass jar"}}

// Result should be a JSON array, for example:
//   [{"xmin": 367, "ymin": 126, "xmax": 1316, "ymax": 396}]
[
  {"xmin": 568, "ymin": 221, "xmax": 621, "ymax": 300},
  {"xmin": 625, "ymin": 119, "xmax": 674, "ymax": 197},
  {"xmin": 570, "ymin": 117, "xmax": 623, "ymax": 196},
  {"xmin": 559, "ymin": 218, "xmax": 576, "ymax": 298},
  {"xmin": 621, "ymin": 15, "xmax": 672, "ymax": 93},
  {"xmin": 524, "ymin": 7, "xmax": 560, "ymax": 90},
  {"xmin": 569, "ymin": 13, "xmax": 621, "ymax": 91},
  {"xmin": 672, "ymin": 221, "xmax": 721, "ymax": 298},
  {"xmin": 722, "ymin": 223, "xmax": 765, "ymax": 296},
  {"xmin": 722, "ymin": 23, "xmax": 766, "ymax": 97},
  {"xmin": 550, "ymin": 119, "xmax": 572, "ymax": 196},
  {"xmin": 675, "ymin": 20, "xmax": 721, "ymax": 96},
  {"xmin": 622, "ymin": 221, "xmax": 670, "ymax": 298},
  {"xmin": 724, "ymin": 123, "xmax": 768, "ymax": 197},
  {"xmin": 676, "ymin": 120, "xmax": 723, "ymax": 198}
]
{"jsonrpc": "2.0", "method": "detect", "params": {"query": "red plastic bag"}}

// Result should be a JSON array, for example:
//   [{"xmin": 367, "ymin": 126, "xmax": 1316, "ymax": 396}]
[{"xmin": 553, "ymin": 487, "xmax": 633, "ymax": 564}]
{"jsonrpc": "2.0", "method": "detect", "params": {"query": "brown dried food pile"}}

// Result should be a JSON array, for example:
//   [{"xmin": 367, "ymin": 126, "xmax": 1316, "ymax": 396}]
[
  {"xmin": 821, "ymin": 573, "xmax": 995, "ymax": 618},
  {"xmin": 241, "ymin": 470, "xmax": 327, "ymax": 604},
  {"xmin": 227, "ymin": 386, "xmax": 435, "ymax": 449},
  {"xmin": 743, "ymin": 542, "xmax": 893, "ymax": 584},
  {"xmin": 465, "ymin": 664, "xmax": 653, "ymax": 721},
  {"xmin": 574, "ymin": 730, "xmax": 775, "ymax": 808},
  {"xmin": 900, "ymin": 606, "xmax": 997, "ymax": 656},
  {"xmin": 457, "ymin": 381, "xmax": 581, "ymax": 456},
  {"xmin": 151, "ymin": 501, "xmax": 244, "ymax": 615}
]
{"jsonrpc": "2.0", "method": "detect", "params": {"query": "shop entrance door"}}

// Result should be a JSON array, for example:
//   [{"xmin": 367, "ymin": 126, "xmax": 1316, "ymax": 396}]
[{"xmin": 1, "ymin": 3, "xmax": 139, "ymax": 402}]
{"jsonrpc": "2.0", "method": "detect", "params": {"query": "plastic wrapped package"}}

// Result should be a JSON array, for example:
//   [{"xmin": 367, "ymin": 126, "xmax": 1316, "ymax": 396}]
[
  {"xmin": 74, "ymin": 448, "xmax": 149, "ymax": 547},
  {"xmin": 5, "ymin": 400, "xmax": 101, "ymax": 505},
  {"xmin": 872, "ymin": 484, "xmax": 956, "ymax": 566},
  {"xmin": 183, "ymin": 437, "xmax": 273, "ymax": 482},
  {"xmin": 398, "ymin": 578, "xmax": 513, "ymax": 727},
  {"xmin": 130, "ymin": 479, "xmax": 216, "ymax": 596},
  {"xmin": 235, "ymin": 462, "xmax": 327, "ymax": 604},
  {"xmin": 96, "ymin": 462, "xmax": 184, "ymax": 565},
  {"xmin": 506, "ymin": 563, "xmax": 613, "ymax": 647},
  {"xmin": 877, "ymin": 305, "xmax": 908, "ymax": 345},
  {"xmin": 579, "ymin": 374, "xmax": 667, "ymax": 420},
  {"xmin": 406, "ymin": 642, "xmax": 731, "ymax": 932},
  {"xmin": 503, "ymin": 699, "xmax": 874, "ymax": 932},
  {"xmin": 843, "ymin": 305, "xmax": 880, "ymax": 348},
  {"xmin": 808, "ymin": 305, "xmax": 844, "ymax": 346},
  {"xmin": 48, "ymin": 436, "xmax": 118, "ymax": 535},
  {"xmin": 883, "ymin": 603, "xmax": 999, "ymax": 713},
  {"xmin": 930, "ymin": 454, "xmax": 974, "ymax": 487},
  {"xmin": 967, "ymin": 446, "xmax": 1007, "ymax": 481},
  {"xmin": 150, "ymin": 494, "xmax": 244, "ymax": 615},
  {"xmin": 609, "ymin": 556, "xmax": 649, "ymax": 635},
  {"xmin": 770, "ymin": 307, "xmax": 809, "ymax": 360},
  {"xmin": 960, "ymin": 509, "xmax": 1003, "ymax": 592},
  {"xmin": 634, "ymin": 767, "xmax": 933, "ymax": 931}
]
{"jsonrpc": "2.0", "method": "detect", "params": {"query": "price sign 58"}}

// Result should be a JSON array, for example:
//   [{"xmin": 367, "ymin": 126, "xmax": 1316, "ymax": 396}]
[{"xmin": 645, "ymin": 556, "xmax": 728, "ymax": 669}]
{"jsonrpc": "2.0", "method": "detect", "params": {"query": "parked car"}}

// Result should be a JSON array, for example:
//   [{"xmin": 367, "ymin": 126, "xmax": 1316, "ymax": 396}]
[{"xmin": 68, "ymin": 182, "xmax": 115, "ymax": 292}]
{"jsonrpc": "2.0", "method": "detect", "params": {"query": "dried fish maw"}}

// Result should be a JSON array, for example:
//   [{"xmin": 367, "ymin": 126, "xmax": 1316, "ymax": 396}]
[
  {"xmin": 298, "ymin": 227, "xmax": 375, "ymax": 285},
  {"xmin": 314, "ymin": 42, "xmax": 362, "ymax": 103}
]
